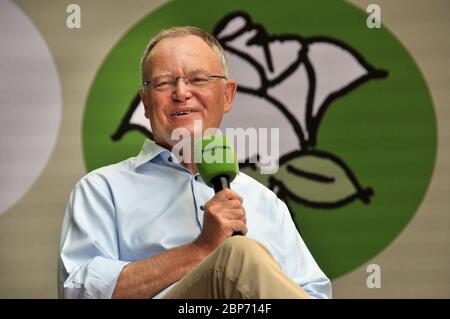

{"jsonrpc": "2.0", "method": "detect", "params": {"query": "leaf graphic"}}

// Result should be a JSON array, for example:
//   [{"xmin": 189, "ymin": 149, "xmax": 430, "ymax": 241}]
[
  {"xmin": 269, "ymin": 150, "xmax": 373, "ymax": 209},
  {"xmin": 214, "ymin": 11, "xmax": 388, "ymax": 155},
  {"xmin": 305, "ymin": 38, "xmax": 388, "ymax": 146}
]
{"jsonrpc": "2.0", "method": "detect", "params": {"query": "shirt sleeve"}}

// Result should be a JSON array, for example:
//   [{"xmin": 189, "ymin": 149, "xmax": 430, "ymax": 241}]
[
  {"xmin": 275, "ymin": 198, "xmax": 332, "ymax": 299},
  {"xmin": 58, "ymin": 174, "xmax": 129, "ymax": 299}
]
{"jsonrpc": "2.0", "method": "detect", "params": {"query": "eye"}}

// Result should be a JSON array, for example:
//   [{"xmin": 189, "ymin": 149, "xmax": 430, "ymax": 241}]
[
  {"xmin": 189, "ymin": 76, "xmax": 209, "ymax": 86},
  {"xmin": 154, "ymin": 79, "xmax": 172, "ymax": 90}
]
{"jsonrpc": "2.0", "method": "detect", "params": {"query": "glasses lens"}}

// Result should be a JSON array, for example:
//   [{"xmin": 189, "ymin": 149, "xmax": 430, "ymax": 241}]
[
  {"xmin": 153, "ymin": 76, "xmax": 173, "ymax": 90},
  {"xmin": 187, "ymin": 75, "xmax": 209, "ymax": 86},
  {"xmin": 149, "ymin": 74, "xmax": 223, "ymax": 91}
]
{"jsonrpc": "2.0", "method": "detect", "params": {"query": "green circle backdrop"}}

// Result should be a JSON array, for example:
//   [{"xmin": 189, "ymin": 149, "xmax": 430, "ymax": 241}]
[{"xmin": 83, "ymin": 0, "xmax": 436, "ymax": 279}]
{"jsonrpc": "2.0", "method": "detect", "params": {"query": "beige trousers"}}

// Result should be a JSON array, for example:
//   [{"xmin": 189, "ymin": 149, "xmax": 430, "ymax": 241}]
[{"xmin": 163, "ymin": 236, "xmax": 309, "ymax": 299}]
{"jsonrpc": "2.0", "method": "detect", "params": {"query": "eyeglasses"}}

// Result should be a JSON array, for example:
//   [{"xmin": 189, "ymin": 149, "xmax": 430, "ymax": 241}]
[{"xmin": 143, "ymin": 74, "xmax": 227, "ymax": 91}]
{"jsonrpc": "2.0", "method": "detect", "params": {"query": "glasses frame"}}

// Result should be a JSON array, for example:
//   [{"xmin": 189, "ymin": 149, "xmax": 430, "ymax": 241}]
[{"xmin": 142, "ymin": 74, "xmax": 227, "ymax": 91}]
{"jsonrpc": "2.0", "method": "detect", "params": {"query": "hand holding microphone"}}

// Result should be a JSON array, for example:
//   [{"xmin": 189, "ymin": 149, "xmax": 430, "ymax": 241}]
[{"xmin": 194, "ymin": 135, "xmax": 246, "ymax": 252}]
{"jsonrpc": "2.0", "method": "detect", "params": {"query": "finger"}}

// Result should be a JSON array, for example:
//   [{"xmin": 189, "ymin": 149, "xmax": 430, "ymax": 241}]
[
  {"xmin": 221, "ymin": 208, "xmax": 246, "ymax": 221},
  {"xmin": 204, "ymin": 196, "xmax": 242, "ymax": 213},
  {"xmin": 216, "ymin": 199, "xmax": 243, "ymax": 209},
  {"xmin": 214, "ymin": 188, "xmax": 243, "ymax": 203},
  {"xmin": 204, "ymin": 193, "xmax": 245, "ymax": 218},
  {"xmin": 230, "ymin": 220, "xmax": 248, "ymax": 236}
]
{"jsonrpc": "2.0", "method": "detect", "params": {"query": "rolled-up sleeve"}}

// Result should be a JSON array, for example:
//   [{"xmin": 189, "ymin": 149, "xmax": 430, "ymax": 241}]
[{"xmin": 58, "ymin": 174, "xmax": 129, "ymax": 299}]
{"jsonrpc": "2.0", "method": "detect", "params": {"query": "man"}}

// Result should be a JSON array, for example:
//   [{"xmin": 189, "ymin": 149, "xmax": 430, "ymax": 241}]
[{"xmin": 58, "ymin": 26, "xmax": 331, "ymax": 299}]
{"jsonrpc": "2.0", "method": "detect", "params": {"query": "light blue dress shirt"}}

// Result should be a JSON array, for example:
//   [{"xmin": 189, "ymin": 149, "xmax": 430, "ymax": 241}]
[{"xmin": 58, "ymin": 140, "xmax": 331, "ymax": 299}]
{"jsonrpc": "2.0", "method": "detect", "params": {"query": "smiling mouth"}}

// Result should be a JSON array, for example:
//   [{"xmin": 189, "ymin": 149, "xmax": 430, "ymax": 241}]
[{"xmin": 171, "ymin": 110, "xmax": 193, "ymax": 116}]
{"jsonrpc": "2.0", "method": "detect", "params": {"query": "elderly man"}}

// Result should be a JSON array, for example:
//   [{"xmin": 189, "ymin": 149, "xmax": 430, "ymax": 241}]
[{"xmin": 58, "ymin": 26, "xmax": 331, "ymax": 299}]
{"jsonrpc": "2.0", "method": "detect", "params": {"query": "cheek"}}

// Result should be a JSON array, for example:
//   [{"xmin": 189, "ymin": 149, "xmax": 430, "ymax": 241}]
[
  {"xmin": 147, "ymin": 97, "xmax": 165, "ymax": 120},
  {"xmin": 203, "ymin": 90, "xmax": 223, "ymax": 108},
  {"xmin": 151, "ymin": 107, "xmax": 166, "ymax": 125}
]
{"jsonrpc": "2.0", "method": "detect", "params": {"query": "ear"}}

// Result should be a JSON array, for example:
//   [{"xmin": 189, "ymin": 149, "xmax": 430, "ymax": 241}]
[
  {"xmin": 139, "ymin": 87, "xmax": 151, "ymax": 119},
  {"xmin": 223, "ymin": 80, "xmax": 237, "ymax": 113}
]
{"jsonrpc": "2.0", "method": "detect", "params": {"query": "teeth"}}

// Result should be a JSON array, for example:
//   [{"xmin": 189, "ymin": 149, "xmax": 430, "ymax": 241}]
[{"xmin": 173, "ymin": 110, "xmax": 192, "ymax": 116}]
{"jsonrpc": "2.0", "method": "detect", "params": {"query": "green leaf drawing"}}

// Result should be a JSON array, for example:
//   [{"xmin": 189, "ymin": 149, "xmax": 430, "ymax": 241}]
[{"xmin": 269, "ymin": 150, "xmax": 373, "ymax": 208}]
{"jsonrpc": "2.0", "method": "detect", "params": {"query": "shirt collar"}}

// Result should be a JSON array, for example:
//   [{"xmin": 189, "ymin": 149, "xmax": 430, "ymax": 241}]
[
  {"xmin": 135, "ymin": 139, "xmax": 173, "ymax": 168},
  {"xmin": 134, "ymin": 139, "xmax": 241, "ymax": 176}
]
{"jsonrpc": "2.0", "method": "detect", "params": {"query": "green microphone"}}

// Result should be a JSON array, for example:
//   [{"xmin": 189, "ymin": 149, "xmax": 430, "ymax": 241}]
[
  {"xmin": 195, "ymin": 134, "xmax": 238, "ymax": 192},
  {"xmin": 195, "ymin": 135, "xmax": 242, "ymax": 236}
]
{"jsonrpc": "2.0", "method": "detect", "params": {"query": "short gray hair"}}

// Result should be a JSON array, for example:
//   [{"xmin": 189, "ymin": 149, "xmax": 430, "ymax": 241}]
[{"xmin": 140, "ymin": 26, "xmax": 229, "ymax": 84}]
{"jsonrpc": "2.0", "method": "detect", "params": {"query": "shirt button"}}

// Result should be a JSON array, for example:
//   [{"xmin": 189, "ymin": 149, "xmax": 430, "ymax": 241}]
[
  {"xmin": 200, "ymin": 205, "xmax": 204, "ymax": 211},
  {"xmin": 194, "ymin": 175, "xmax": 198, "ymax": 181},
  {"xmin": 168, "ymin": 156, "xmax": 172, "ymax": 162}
]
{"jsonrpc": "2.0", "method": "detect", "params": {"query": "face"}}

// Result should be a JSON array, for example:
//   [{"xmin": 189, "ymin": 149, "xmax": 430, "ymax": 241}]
[{"xmin": 139, "ymin": 35, "xmax": 237, "ymax": 150}]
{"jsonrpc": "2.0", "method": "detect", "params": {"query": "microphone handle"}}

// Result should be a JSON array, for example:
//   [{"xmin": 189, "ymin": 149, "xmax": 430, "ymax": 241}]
[
  {"xmin": 211, "ymin": 175, "xmax": 243, "ymax": 236},
  {"xmin": 212, "ymin": 175, "xmax": 230, "ymax": 193}
]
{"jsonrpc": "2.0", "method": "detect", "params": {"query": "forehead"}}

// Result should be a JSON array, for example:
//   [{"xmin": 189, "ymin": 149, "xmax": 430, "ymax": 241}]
[{"xmin": 146, "ymin": 35, "xmax": 222, "ymax": 75}]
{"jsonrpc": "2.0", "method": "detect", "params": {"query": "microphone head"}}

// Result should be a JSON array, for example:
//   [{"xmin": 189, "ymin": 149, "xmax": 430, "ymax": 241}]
[{"xmin": 194, "ymin": 135, "xmax": 238, "ymax": 188}]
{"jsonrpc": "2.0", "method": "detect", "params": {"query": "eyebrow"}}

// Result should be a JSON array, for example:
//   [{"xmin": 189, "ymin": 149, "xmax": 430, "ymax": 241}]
[{"xmin": 151, "ymin": 68, "xmax": 213, "ymax": 78}]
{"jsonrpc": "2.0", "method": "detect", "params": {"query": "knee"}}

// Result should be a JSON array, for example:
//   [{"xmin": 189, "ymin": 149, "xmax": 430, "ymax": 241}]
[{"xmin": 218, "ymin": 236, "xmax": 271, "ymax": 259}]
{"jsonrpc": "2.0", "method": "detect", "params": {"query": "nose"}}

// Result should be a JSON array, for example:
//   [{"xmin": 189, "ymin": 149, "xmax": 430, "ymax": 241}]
[{"xmin": 172, "ymin": 77, "xmax": 192, "ymax": 102}]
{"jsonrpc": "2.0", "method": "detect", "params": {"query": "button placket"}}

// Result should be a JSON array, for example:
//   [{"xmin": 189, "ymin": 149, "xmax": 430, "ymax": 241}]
[{"xmin": 191, "ymin": 175, "xmax": 204, "ymax": 229}]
